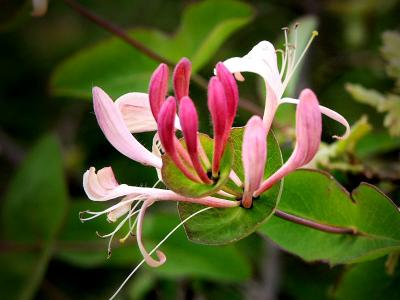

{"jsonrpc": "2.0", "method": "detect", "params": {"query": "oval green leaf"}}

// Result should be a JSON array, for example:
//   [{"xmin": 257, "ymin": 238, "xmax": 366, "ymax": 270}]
[{"xmin": 178, "ymin": 127, "xmax": 283, "ymax": 245}]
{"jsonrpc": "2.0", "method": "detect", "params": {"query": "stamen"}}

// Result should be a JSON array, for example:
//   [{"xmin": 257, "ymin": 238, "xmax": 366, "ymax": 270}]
[
  {"xmin": 281, "ymin": 27, "xmax": 290, "ymax": 79},
  {"xmin": 276, "ymin": 49, "xmax": 285, "ymax": 78},
  {"xmin": 290, "ymin": 23, "xmax": 300, "ymax": 71},
  {"xmin": 283, "ymin": 30, "xmax": 318, "ymax": 91},
  {"xmin": 106, "ymin": 207, "xmax": 141, "ymax": 258},
  {"xmin": 109, "ymin": 206, "xmax": 212, "ymax": 300},
  {"xmin": 79, "ymin": 196, "xmax": 144, "ymax": 222}
]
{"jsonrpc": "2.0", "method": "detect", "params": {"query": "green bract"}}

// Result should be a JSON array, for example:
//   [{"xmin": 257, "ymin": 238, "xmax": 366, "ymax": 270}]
[
  {"xmin": 162, "ymin": 133, "xmax": 233, "ymax": 198},
  {"xmin": 178, "ymin": 127, "xmax": 283, "ymax": 245}
]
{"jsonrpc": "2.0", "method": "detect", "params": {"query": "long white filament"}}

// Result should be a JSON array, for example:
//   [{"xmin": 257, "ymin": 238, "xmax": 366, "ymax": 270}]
[{"xmin": 109, "ymin": 206, "xmax": 212, "ymax": 300}]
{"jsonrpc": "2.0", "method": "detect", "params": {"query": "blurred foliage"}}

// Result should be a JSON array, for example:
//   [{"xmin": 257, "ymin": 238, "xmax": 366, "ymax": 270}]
[
  {"xmin": 1, "ymin": 0, "xmax": 400, "ymax": 299},
  {"xmin": 347, "ymin": 31, "xmax": 400, "ymax": 136}
]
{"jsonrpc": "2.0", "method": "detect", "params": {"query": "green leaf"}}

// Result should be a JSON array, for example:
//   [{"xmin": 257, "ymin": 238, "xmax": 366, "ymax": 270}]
[
  {"xmin": 0, "ymin": 135, "xmax": 68, "ymax": 300},
  {"xmin": 259, "ymin": 169, "xmax": 400, "ymax": 265},
  {"xmin": 178, "ymin": 128, "xmax": 283, "ymax": 245},
  {"xmin": 51, "ymin": 0, "xmax": 253, "ymax": 99},
  {"xmin": 333, "ymin": 257, "xmax": 400, "ymax": 300},
  {"xmin": 162, "ymin": 133, "xmax": 233, "ymax": 198}
]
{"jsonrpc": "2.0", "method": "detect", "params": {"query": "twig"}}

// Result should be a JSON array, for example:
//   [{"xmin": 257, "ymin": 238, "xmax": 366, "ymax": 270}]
[
  {"xmin": 63, "ymin": 0, "xmax": 174, "ymax": 66},
  {"xmin": 274, "ymin": 209, "xmax": 357, "ymax": 234}
]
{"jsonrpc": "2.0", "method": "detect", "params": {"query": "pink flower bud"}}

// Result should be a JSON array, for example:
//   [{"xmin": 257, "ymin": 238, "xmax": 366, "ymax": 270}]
[
  {"xmin": 158, "ymin": 97, "xmax": 201, "ymax": 182},
  {"xmin": 216, "ymin": 62, "xmax": 239, "ymax": 128},
  {"xmin": 179, "ymin": 97, "xmax": 212, "ymax": 184},
  {"xmin": 242, "ymin": 116, "xmax": 267, "ymax": 208},
  {"xmin": 208, "ymin": 76, "xmax": 228, "ymax": 177},
  {"xmin": 173, "ymin": 58, "xmax": 191, "ymax": 102},
  {"xmin": 149, "ymin": 63, "xmax": 169, "ymax": 120}
]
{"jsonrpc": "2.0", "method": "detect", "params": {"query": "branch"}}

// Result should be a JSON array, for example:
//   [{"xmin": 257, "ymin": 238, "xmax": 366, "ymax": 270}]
[
  {"xmin": 63, "ymin": 0, "xmax": 173, "ymax": 66},
  {"xmin": 274, "ymin": 209, "xmax": 357, "ymax": 235}
]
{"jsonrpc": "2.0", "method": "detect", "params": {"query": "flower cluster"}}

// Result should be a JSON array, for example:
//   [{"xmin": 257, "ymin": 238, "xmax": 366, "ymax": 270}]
[{"xmin": 82, "ymin": 30, "xmax": 349, "ymax": 271}]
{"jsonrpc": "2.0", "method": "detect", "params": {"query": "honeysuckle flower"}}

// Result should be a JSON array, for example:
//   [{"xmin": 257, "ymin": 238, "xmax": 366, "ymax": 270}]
[
  {"xmin": 32, "ymin": 0, "xmax": 48, "ymax": 17},
  {"xmin": 222, "ymin": 28, "xmax": 350, "ymax": 139}
]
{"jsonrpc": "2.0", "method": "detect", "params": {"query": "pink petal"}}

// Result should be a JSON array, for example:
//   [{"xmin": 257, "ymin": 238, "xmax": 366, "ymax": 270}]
[
  {"xmin": 149, "ymin": 63, "xmax": 169, "ymax": 120},
  {"xmin": 208, "ymin": 76, "xmax": 228, "ymax": 177},
  {"xmin": 216, "ymin": 62, "xmax": 239, "ymax": 128},
  {"xmin": 242, "ymin": 116, "xmax": 267, "ymax": 208},
  {"xmin": 115, "ymin": 92, "xmax": 158, "ymax": 133},
  {"xmin": 93, "ymin": 87, "xmax": 162, "ymax": 168},
  {"xmin": 179, "ymin": 97, "xmax": 212, "ymax": 184},
  {"xmin": 255, "ymin": 89, "xmax": 322, "ymax": 195},
  {"xmin": 158, "ymin": 97, "xmax": 200, "ymax": 182},
  {"xmin": 173, "ymin": 58, "xmax": 191, "ymax": 101},
  {"xmin": 83, "ymin": 166, "xmax": 138, "ymax": 201}
]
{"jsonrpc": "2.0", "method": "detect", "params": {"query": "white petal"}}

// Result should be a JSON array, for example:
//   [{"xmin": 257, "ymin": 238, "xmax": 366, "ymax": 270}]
[{"xmin": 223, "ymin": 41, "xmax": 284, "ymax": 98}]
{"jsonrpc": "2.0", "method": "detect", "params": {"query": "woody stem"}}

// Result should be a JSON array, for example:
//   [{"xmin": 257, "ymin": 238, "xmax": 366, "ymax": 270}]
[{"xmin": 274, "ymin": 209, "xmax": 357, "ymax": 235}]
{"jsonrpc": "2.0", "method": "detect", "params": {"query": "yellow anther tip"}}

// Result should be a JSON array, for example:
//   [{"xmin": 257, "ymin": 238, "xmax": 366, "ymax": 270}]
[{"xmin": 312, "ymin": 30, "xmax": 319, "ymax": 36}]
